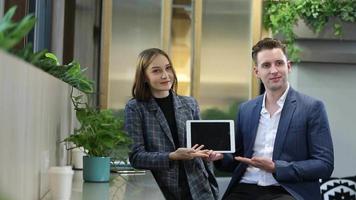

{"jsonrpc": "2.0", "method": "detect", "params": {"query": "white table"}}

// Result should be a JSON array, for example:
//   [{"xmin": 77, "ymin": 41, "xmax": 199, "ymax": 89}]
[{"xmin": 43, "ymin": 170, "xmax": 165, "ymax": 200}]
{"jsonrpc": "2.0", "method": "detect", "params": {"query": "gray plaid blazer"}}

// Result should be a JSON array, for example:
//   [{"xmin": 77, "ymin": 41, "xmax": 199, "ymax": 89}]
[{"xmin": 124, "ymin": 94, "xmax": 219, "ymax": 200}]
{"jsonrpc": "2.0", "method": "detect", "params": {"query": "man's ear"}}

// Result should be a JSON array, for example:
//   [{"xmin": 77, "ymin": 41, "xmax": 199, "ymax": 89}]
[
  {"xmin": 287, "ymin": 60, "xmax": 292, "ymax": 73},
  {"xmin": 253, "ymin": 66, "xmax": 260, "ymax": 78}
]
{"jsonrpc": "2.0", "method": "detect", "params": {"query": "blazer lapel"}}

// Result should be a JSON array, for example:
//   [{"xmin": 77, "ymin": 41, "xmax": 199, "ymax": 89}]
[
  {"xmin": 172, "ymin": 94, "xmax": 189, "ymax": 147},
  {"xmin": 246, "ymin": 96, "xmax": 263, "ymax": 157},
  {"xmin": 147, "ymin": 98, "xmax": 175, "ymax": 147},
  {"xmin": 273, "ymin": 88, "xmax": 297, "ymax": 159}
]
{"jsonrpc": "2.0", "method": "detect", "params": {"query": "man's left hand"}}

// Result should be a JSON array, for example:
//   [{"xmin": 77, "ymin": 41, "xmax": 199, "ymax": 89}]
[{"xmin": 235, "ymin": 156, "xmax": 275, "ymax": 173}]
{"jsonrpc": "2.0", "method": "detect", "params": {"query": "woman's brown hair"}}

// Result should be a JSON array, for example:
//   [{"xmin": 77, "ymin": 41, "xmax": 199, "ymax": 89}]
[{"xmin": 132, "ymin": 48, "xmax": 178, "ymax": 101}]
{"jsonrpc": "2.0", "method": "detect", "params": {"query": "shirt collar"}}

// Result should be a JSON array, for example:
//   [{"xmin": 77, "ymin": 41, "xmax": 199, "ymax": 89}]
[{"xmin": 262, "ymin": 82, "xmax": 290, "ymax": 110}]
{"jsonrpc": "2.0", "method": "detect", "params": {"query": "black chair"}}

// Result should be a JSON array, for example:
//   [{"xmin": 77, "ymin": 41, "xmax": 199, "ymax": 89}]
[{"xmin": 320, "ymin": 176, "xmax": 356, "ymax": 200}]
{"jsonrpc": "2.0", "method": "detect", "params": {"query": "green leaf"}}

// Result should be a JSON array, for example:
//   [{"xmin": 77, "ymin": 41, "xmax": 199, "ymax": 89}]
[
  {"xmin": 263, "ymin": 0, "xmax": 356, "ymax": 62},
  {"xmin": 333, "ymin": 23, "xmax": 342, "ymax": 36},
  {"xmin": 45, "ymin": 53, "xmax": 60, "ymax": 65},
  {"xmin": 0, "ymin": 6, "xmax": 17, "ymax": 30},
  {"xmin": 29, "ymin": 49, "xmax": 48, "ymax": 64},
  {"xmin": 65, "ymin": 97, "xmax": 131, "ymax": 157},
  {"xmin": 7, "ymin": 14, "xmax": 36, "ymax": 39}
]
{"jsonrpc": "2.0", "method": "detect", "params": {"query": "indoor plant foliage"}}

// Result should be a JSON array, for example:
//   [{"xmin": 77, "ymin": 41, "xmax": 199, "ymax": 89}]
[
  {"xmin": 0, "ymin": 6, "xmax": 94, "ymax": 93},
  {"xmin": 64, "ymin": 93, "xmax": 131, "ymax": 158},
  {"xmin": 1, "ymin": 5, "xmax": 130, "ymax": 182},
  {"xmin": 64, "ymin": 92, "xmax": 131, "ymax": 182},
  {"xmin": 32, "ymin": 52, "xmax": 94, "ymax": 94},
  {"xmin": 0, "ymin": 6, "xmax": 36, "ymax": 50},
  {"xmin": 201, "ymin": 101, "xmax": 241, "ymax": 120},
  {"xmin": 264, "ymin": 0, "xmax": 356, "ymax": 62}
]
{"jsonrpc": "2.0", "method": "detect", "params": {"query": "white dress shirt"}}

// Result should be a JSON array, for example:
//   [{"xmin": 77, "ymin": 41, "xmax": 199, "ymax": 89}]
[{"xmin": 240, "ymin": 83, "xmax": 290, "ymax": 186}]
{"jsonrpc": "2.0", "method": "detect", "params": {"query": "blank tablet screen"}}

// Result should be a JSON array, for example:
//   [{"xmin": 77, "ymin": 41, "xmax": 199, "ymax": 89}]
[{"xmin": 186, "ymin": 120, "xmax": 235, "ymax": 153}]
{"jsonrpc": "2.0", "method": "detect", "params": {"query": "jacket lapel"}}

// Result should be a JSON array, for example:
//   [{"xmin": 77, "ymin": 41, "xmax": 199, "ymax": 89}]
[
  {"xmin": 246, "ymin": 96, "xmax": 263, "ymax": 157},
  {"xmin": 147, "ymin": 98, "xmax": 175, "ymax": 147},
  {"xmin": 273, "ymin": 88, "xmax": 297, "ymax": 159},
  {"xmin": 172, "ymin": 94, "xmax": 189, "ymax": 147}
]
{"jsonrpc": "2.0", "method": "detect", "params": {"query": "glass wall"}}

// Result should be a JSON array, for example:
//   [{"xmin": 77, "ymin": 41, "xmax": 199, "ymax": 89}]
[
  {"xmin": 171, "ymin": 0, "xmax": 192, "ymax": 96},
  {"xmin": 108, "ymin": 0, "xmax": 252, "ymax": 118},
  {"xmin": 109, "ymin": 0, "xmax": 162, "ymax": 109},
  {"xmin": 199, "ymin": 0, "xmax": 252, "ymax": 120}
]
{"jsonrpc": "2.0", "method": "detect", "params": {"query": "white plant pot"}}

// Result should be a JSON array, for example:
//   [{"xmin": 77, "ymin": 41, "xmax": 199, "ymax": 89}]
[{"xmin": 71, "ymin": 147, "xmax": 86, "ymax": 169}]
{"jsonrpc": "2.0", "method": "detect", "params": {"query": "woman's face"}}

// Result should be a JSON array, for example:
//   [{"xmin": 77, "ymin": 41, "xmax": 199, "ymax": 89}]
[{"xmin": 145, "ymin": 54, "xmax": 174, "ymax": 98}]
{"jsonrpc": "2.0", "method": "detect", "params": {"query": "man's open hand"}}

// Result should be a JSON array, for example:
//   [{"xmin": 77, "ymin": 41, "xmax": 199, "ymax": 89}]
[{"xmin": 235, "ymin": 156, "xmax": 275, "ymax": 173}]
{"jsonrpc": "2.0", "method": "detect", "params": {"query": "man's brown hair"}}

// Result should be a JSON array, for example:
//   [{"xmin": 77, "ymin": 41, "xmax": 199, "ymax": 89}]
[{"xmin": 252, "ymin": 38, "xmax": 287, "ymax": 64}]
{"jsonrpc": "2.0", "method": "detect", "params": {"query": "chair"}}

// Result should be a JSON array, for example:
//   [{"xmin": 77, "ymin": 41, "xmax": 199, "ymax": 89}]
[{"xmin": 320, "ymin": 176, "xmax": 356, "ymax": 200}]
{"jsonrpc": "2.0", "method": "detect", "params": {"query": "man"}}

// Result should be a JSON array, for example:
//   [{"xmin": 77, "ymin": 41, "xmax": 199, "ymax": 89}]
[{"xmin": 210, "ymin": 38, "xmax": 334, "ymax": 200}]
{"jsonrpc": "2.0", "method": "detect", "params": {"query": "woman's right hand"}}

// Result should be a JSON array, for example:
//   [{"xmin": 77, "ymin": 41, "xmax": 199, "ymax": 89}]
[{"xmin": 169, "ymin": 144, "xmax": 209, "ymax": 160}]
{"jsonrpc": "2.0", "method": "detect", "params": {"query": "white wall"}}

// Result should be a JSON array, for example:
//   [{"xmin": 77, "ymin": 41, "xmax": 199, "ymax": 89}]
[
  {"xmin": 0, "ymin": 51, "xmax": 73, "ymax": 200},
  {"xmin": 288, "ymin": 19, "xmax": 356, "ymax": 178},
  {"xmin": 290, "ymin": 62, "xmax": 356, "ymax": 177}
]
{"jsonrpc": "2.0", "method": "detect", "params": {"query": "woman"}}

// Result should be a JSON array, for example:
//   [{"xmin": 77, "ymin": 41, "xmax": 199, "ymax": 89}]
[{"xmin": 124, "ymin": 48, "xmax": 219, "ymax": 200}]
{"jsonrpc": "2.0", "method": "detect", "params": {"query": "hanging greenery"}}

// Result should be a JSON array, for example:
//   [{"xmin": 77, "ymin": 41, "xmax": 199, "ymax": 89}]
[
  {"xmin": 0, "ymin": 6, "xmax": 94, "ymax": 93},
  {"xmin": 0, "ymin": 6, "xmax": 36, "ymax": 50},
  {"xmin": 263, "ymin": 0, "xmax": 356, "ymax": 62}
]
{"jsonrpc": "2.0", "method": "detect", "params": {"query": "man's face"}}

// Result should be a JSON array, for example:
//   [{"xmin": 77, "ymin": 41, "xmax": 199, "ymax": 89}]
[{"xmin": 254, "ymin": 48, "xmax": 291, "ymax": 93}]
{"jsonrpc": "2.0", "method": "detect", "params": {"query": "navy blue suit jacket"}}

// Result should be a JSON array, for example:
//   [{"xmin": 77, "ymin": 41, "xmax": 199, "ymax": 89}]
[{"xmin": 218, "ymin": 88, "xmax": 334, "ymax": 200}]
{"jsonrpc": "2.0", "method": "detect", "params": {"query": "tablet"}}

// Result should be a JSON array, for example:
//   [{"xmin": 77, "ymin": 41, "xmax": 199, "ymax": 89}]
[{"xmin": 186, "ymin": 120, "xmax": 235, "ymax": 153}]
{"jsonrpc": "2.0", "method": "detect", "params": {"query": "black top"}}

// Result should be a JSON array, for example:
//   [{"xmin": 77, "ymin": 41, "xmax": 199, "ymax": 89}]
[
  {"xmin": 155, "ymin": 93, "xmax": 191, "ymax": 197},
  {"xmin": 154, "ymin": 92, "xmax": 179, "ymax": 148}
]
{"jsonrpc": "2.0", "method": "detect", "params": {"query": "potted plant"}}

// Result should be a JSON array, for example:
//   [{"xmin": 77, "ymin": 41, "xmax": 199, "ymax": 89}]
[{"xmin": 64, "ymin": 92, "xmax": 131, "ymax": 182}]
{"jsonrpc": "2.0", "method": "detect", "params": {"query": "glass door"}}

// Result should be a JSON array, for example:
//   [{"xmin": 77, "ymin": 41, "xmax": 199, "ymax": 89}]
[
  {"xmin": 108, "ymin": 0, "xmax": 163, "ymax": 109},
  {"xmin": 107, "ymin": 0, "xmax": 253, "ymax": 118}
]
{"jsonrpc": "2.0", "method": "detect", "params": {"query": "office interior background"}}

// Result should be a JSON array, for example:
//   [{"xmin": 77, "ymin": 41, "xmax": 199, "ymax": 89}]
[{"xmin": 0, "ymin": 0, "xmax": 356, "ymax": 199}]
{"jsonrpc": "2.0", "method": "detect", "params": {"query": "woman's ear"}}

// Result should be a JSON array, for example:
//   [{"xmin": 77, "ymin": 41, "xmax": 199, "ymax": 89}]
[
  {"xmin": 143, "ymin": 73, "xmax": 148, "ymax": 83},
  {"xmin": 144, "ymin": 77, "xmax": 150, "ymax": 86}
]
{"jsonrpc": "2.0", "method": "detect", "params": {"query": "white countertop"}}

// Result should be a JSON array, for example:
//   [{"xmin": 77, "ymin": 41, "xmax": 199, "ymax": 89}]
[{"xmin": 42, "ymin": 170, "xmax": 165, "ymax": 200}]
